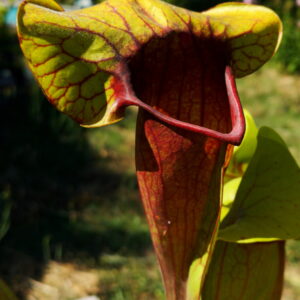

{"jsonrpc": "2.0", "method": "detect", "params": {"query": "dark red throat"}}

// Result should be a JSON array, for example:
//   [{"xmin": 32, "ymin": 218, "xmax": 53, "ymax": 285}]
[{"xmin": 124, "ymin": 32, "xmax": 245, "ymax": 145}]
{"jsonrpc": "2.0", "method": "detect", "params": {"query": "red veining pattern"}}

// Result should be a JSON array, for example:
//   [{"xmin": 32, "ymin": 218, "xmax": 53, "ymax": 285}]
[
  {"xmin": 136, "ymin": 114, "xmax": 227, "ymax": 300},
  {"xmin": 202, "ymin": 241, "xmax": 285, "ymax": 300},
  {"xmin": 133, "ymin": 33, "xmax": 231, "ymax": 299},
  {"xmin": 19, "ymin": 25, "xmax": 123, "ymax": 123},
  {"xmin": 18, "ymin": 1, "xmax": 278, "ymax": 128}
]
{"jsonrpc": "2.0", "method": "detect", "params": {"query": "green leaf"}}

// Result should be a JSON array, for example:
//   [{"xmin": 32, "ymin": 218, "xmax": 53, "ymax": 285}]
[
  {"xmin": 219, "ymin": 127, "xmax": 300, "ymax": 243},
  {"xmin": 221, "ymin": 177, "xmax": 241, "ymax": 222},
  {"xmin": 233, "ymin": 109, "xmax": 258, "ymax": 163},
  {"xmin": 224, "ymin": 110, "xmax": 258, "ymax": 183},
  {"xmin": 202, "ymin": 240, "xmax": 285, "ymax": 300}
]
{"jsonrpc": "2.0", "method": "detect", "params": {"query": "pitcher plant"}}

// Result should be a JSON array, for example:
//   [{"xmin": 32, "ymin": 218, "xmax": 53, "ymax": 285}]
[{"xmin": 17, "ymin": 0, "xmax": 282, "ymax": 299}]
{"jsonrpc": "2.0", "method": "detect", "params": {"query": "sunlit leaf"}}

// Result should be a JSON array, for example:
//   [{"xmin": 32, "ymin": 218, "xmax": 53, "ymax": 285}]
[
  {"xmin": 221, "ymin": 177, "xmax": 242, "ymax": 222},
  {"xmin": 202, "ymin": 240, "xmax": 285, "ymax": 300},
  {"xmin": 205, "ymin": 128, "xmax": 287, "ymax": 300},
  {"xmin": 219, "ymin": 127, "xmax": 300, "ymax": 243},
  {"xmin": 233, "ymin": 109, "xmax": 258, "ymax": 163},
  {"xmin": 224, "ymin": 109, "xmax": 258, "ymax": 183}
]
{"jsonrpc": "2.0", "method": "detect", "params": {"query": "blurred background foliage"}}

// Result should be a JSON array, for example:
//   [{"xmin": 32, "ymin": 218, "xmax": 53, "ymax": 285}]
[{"xmin": 0, "ymin": 0, "xmax": 300, "ymax": 299}]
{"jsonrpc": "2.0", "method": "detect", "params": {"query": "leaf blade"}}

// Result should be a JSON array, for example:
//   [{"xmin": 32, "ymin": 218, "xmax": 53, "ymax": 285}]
[
  {"xmin": 219, "ymin": 127, "xmax": 300, "ymax": 243},
  {"xmin": 202, "ymin": 240, "xmax": 285, "ymax": 300}
]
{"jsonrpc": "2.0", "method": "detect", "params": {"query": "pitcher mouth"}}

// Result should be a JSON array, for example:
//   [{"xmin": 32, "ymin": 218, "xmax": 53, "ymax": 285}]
[
  {"xmin": 108, "ymin": 31, "xmax": 245, "ymax": 145},
  {"xmin": 118, "ymin": 65, "xmax": 244, "ymax": 145}
]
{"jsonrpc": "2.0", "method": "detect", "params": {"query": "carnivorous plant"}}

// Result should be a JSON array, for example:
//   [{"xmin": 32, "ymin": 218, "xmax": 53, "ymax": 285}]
[{"xmin": 17, "ymin": 0, "xmax": 283, "ymax": 299}]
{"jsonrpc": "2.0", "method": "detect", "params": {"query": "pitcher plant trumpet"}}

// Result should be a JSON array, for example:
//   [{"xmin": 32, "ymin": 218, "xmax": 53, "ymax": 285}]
[{"xmin": 17, "ymin": 0, "xmax": 282, "ymax": 299}]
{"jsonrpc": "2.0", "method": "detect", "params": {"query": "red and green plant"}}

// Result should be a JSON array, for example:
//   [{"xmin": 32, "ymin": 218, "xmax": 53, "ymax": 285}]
[{"xmin": 16, "ymin": 0, "xmax": 300, "ymax": 299}]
